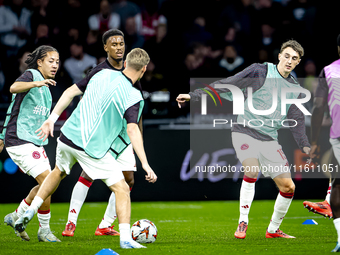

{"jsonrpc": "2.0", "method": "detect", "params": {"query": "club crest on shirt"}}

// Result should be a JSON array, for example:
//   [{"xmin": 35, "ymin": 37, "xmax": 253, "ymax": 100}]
[
  {"xmin": 241, "ymin": 144, "xmax": 249, "ymax": 150},
  {"xmin": 32, "ymin": 151, "xmax": 41, "ymax": 159}
]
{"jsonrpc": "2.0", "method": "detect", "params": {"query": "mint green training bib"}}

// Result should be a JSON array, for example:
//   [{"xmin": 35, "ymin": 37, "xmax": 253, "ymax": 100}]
[
  {"xmin": 61, "ymin": 69, "xmax": 144, "ymax": 159},
  {"xmin": 239, "ymin": 63, "xmax": 302, "ymax": 140},
  {"xmin": 218, "ymin": 63, "xmax": 303, "ymax": 140}
]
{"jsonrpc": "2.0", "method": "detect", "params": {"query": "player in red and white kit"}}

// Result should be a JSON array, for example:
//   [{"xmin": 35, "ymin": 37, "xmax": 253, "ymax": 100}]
[{"xmin": 177, "ymin": 40, "xmax": 311, "ymax": 239}]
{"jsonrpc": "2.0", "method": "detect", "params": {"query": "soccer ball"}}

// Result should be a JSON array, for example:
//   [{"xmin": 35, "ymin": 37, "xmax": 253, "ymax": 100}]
[{"xmin": 131, "ymin": 219, "xmax": 157, "ymax": 243}]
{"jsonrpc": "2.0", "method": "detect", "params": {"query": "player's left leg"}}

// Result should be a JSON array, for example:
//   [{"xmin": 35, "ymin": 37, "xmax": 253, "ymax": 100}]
[
  {"xmin": 96, "ymin": 146, "xmax": 136, "ymax": 236},
  {"xmin": 232, "ymin": 132, "xmax": 260, "ymax": 239},
  {"xmin": 34, "ymin": 170, "xmax": 61, "ymax": 242},
  {"xmin": 15, "ymin": 139, "xmax": 83, "ymax": 237},
  {"xmin": 62, "ymin": 171, "xmax": 94, "ymax": 237},
  {"xmin": 257, "ymin": 140, "xmax": 295, "ymax": 238},
  {"xmin": 95, "ymin": 152, "xmax": 144, "ymax": 248},
  {"xmin": 6, "ymin": 144, "xmax": 58, "ymax": 242},
  {"xmin": 4, "ymin": 185, "xmax": 39, "ymax": 241},
  {"xmin": 15, "ymin": 166, "xmax": 67, "ymax": 234},
  {"xmin": 107, "ymin": 178, "xmax": 145, "ymax": 249},
  {"xmin": 96, "ymin": 171, "xmax": 135, "ymax": 236},
  {"xmin": 235, "ymin": 158, "xmax": 259, "ymax": 239},
  {"xmin": 266, "ymin": 173, "xmax": 295, "ymax": 238}
]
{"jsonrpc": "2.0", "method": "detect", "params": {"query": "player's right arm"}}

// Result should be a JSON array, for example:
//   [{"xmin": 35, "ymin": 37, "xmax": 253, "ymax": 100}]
[
  {"xmin": 10, "ymin": 70, "xmax": 56, "ymax": 93},
  {"xmin": 36, "ymin": 84, "xmax": 83, "ymax": 141},
  {"xmin": 10, "ymin": 80, "xmax": 56, "ymax": 93},
  {"xmin": 124, "ymin": 102, "xmax": 157, "ymax": 183},
  {"xmin": 127, "ymin": 123, "xmax": 157, "ymax": 183},
  {"xmin": 176, "ymin": 63, "xmax": 266, "ymax": 107}
]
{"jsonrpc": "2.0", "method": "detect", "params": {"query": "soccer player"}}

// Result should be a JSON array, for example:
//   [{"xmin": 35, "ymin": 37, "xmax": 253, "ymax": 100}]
[
  {"xmin": 308, "ymin": 34, "xmax": 340, "ymax": 252},
  {"xmin": 177, "ymin": 40, "xmax": 311, "ymax": 239},
  {"xmin": 60, "ymin": 29, "xmax": 140, "ymax": 237},
  {"xmin": 15, "ymin": 48, "xmax": 157, "ymax": 249},
  {"xmin": 0, "ymin": 45, "xmax": 60, "ymax": 242}
]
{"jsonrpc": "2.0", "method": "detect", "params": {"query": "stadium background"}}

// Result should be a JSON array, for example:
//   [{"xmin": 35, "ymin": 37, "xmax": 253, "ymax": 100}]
[{"xmin": 0, "ymin": 0, "xmax": 338, "ymax": 203}]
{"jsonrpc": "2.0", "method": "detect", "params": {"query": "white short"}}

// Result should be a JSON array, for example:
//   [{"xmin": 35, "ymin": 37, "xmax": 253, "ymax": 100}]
[
  {"xmin": 56, "ymin": 139, "xmax": 124, "ymax": 186},
  {"xmin": 118, "ymin": 144, "xmax": 136, "ymax": 172},
  {"xmin": 6, "ymin": 143, "xmax": 51, "ymax": 178},
  {"xmin": 232, "ymin": 132, "xmax": 290, "ymax": 179},
  {"xmin": 330, "ymin": 138, "xmax": 340, "ymax": 166}
]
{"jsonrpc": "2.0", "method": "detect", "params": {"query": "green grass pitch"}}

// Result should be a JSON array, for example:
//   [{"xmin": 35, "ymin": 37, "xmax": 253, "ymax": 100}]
[{"xmin": 0, "ymin": 200, "xmax": 336, "ymax": 254}]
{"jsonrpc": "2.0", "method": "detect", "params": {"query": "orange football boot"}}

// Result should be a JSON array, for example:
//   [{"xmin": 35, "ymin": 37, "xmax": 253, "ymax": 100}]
[
  {"xmin": 303, "ymin": 200, "xmax": 333, "ymax": 218},
  {"xmin": 62, "ymin": 221, "xmax": 76, "ymax": 237},
  {"xmin": 234, "ymin": 221, "xmax": 248, "ymax": 239},
  {"xmin": 95, "ymin": 226, "xmax": 120, "ymax": 236},
  {"xmin": 266, "ymin": 229, "xmax": 295, "ymax": 238}
]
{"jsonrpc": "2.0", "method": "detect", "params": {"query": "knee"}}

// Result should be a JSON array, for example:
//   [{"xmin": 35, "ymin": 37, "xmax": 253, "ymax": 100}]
[
  {"xmin": 244, "ymin": 171, "xmax": 258, "ymax": 179},
  {"xmin": 123, "ymin": 171, "xmax": 134, "ymax": 188},
  {"xmin": 126, "ymin": 177, "xmax": 134, "ymax": 188},
  {"xmin": 281, "ymin": 182, "xmax": 295, "ymax": 194},
  {"xmin": 35, "ymin": 170, "xmax": 50, "ymax": 185},
  {"xmin": 54, "ymin": 167, "xmax": 66, "ymax": 177},
  {"xmin": 51, "ymin": 167, "xmax": 67, "ymax": 181},
  {"xmin": 60, "ymin": 171, "xmax": 67, "ymax": 179},
  {"xmin": 80, "ymin": 171, "xmax": 93, "ymax": 182},
  {"xmin": 111, "ymin": 179, "xmax": 130, "ymax": 195}
]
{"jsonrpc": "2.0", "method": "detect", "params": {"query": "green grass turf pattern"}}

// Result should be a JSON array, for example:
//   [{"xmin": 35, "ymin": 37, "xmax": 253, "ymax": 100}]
[{"xmin": 0, "ymin": 200, "xmax": 335, "ymax": 254}]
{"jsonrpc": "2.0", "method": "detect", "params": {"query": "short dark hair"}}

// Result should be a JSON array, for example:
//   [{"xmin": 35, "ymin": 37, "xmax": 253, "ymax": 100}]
[
  {"xmin": 280, "ymin": 40, "xmax": 304, "ymax": 58},
  {"xmin": 102, "ymin": 29, "xmax": 124, "ymax": 45},
  {"xmin": 25, "ymin": 45, "xmax": 58, "ymax": 69}
]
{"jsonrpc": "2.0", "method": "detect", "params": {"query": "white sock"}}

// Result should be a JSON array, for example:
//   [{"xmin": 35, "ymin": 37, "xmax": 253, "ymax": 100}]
[
  {"xmin": 38, "ymin": 210, "xmax": 50, "ymax": 229},
  {"xmin": 119, "ymin": 223, "xmax": 131, "ymax": 241},
  {"xmin": 67, "ymin": 179, "xmax": 91, "ymax": 225},
  {"xmin": 16, "ymin": 199, "xmax": 30, "ymax": 218},
  {"xmin": 99, "ymin": 192, "xmax": 117, "ymax": 229},
  {"xmin": 239, "ymin": 178, "xmax": 256, "ymax": 224},
  {"xmin": 268, "ymin": 192, "xmax": 294, "ymax": 233},
  {"xmin": 326, "ymin": 182, "xmax": 332, "ymax": 204},
  {"xmin": 30, "ymin": 196, "xmax": 44, "ymax": 214},
  {"xmin": 334, "ymin": 218, "xmax": 340, "ymax": 244}
]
